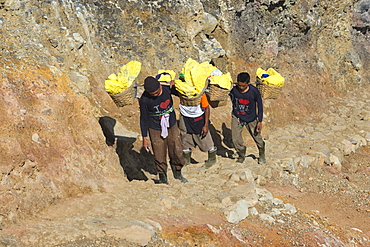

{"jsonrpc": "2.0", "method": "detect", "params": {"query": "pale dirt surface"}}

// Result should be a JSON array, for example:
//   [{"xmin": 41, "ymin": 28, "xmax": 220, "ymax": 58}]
[
  {"xmin": 266, "ymin": 145, "xmax": 370, "ymax": 233},
  {"xmin": 2, "ymin": 85, "xmax": 370, "ymax": 247},
  {"xmin": 2, "ymin": 145, "xmax": 369, "ymax": 247}
]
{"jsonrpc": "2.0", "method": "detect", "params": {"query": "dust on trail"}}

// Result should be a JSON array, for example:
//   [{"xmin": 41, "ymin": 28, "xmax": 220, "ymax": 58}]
[
  {"xmin": 2, "ymin": 85, "xmax": 370, "ymax": 246},
  {"xmin": 4, "ymin": 146, "xmax": 370, "ymax": 246},
  {"xmin": 273, "ymin": 145, "xmax": 370, "ymax": 233}
]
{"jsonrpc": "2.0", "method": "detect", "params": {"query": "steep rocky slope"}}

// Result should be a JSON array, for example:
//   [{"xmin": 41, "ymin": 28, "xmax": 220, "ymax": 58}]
[{"xmin": 0, "ymin": 0, "xmax": 369, "ymax": 245}]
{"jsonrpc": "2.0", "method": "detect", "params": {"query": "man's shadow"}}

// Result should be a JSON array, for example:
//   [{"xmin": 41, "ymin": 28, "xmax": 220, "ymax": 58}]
[
  {"xmin": 209, "ymin": 122, "xmax": 234, "ymax": 158},
  {"xmin": 220, "ymin": 122, "xmax": 258, "ymax": 161},
  {"xmin": 98, "ymin": 116, "xmax": 157, "ymax": 181}
]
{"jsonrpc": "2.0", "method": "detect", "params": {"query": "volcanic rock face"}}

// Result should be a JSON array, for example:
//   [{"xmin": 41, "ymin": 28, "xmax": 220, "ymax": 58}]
[{"xmin": 0, "ymin": 0, "xmax": 369, "ymax": 229}]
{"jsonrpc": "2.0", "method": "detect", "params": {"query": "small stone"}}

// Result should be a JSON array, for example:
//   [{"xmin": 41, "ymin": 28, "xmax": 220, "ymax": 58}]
[
  {"xmin": 249, "ymin": 207, "xmax": 259, "ymax": 215},
  {"xmin": 281, "ymin": 203, "xmax": 297, "ymax": 215},
  {"xmin": 225, "ymin": 200, "xmax": 250, "ymax": 224},
  {"xmin": 259, "ymin": 214, "xmax": 275, "ymax": 224}
]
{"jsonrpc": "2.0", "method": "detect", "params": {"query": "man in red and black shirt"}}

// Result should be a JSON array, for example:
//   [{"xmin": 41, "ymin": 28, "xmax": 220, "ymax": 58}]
[
  {"xmin": 139, "ymin": 76, "xmax": 187, "ymax": 184},
  {"xmin": 229, "ymin": 72, "xmax": 266, "ymax": 164},
  {"xmin": 179, "ymin": 93, "xmax": 217, "ymax": 168}
]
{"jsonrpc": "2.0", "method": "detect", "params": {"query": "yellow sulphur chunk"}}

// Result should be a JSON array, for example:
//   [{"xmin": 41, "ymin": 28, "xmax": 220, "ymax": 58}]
[{"xmin": 209, "ymin": 72, "xmax": 233, "ymax": 89}]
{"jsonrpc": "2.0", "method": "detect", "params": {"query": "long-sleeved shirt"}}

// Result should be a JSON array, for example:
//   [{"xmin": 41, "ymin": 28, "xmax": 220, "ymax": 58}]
[
  {"xmin": 139, "ymin": 86, "xmax": 177, "ymax": 137},
  {"xmin": 229, "ymin": 84, "xmax": 263, "ymax": 123}
]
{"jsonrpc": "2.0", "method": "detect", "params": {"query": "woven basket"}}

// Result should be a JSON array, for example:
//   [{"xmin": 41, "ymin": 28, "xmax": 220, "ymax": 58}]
[
  {"xmin": 256, "ymin": 82, "xmax": 282, "ymax": 99},
  {"xmin": 178, "ymin": 83, "xmax": 208, "ymax": 106},
  {"xmin": 207, "ymin": 84, "xmax": 230, "ymax": 101},
  {"xmin": 256, "ymin": 77, "xmax": 282, "ymax": 99},
  {"xmin": 179, "ymin": 92, "xmax": 204, "ymax": 106},
  {"xmin": 108, "ymin": 83, "xmax": 135, "ymax": 107}
]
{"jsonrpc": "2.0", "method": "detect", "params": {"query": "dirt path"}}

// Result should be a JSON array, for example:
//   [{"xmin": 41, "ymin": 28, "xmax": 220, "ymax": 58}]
[
  {"xmin": 266, "ymin": 148, "xmax": 370, "ymax": 234},
  {"xmin": 1, "ymin": 85, "xmax": 370, "ymax": 246},
  {"xmin": 2, "ymin": 146, "xmax": 369, "ymax": 246},
  {"xmin": 274, "ymin": 146, "xmax": 370, "ymax": 233}
]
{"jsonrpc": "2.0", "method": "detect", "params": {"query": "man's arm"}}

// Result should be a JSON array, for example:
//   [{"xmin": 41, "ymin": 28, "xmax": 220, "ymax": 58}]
[
  {"xmin": 201, "ymin": 106, "xmax": 210, "ymax": 138},
  {"xmin": 169, "ymin": 82, "xmax": 179, "ymax": 97},
  {"xmin": 142, "ymin": 136, "xmax": 150, "ymax": 151},
  {"xmin": 139, "ymin": 97, "xmax": 150, "ymax": 150},
  {"xmin": 256, "ymin": 90, "xmax": 263, "ymax": 132},
  {"xmin": 256, "ymin": 121, "xmax": 263, "ymax": 133}
]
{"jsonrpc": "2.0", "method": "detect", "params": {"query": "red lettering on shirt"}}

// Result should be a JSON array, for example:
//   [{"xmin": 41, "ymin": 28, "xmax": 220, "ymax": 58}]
[{"xmin": 238, "ymin": 98, "xmax": 249, "ymax": 105}]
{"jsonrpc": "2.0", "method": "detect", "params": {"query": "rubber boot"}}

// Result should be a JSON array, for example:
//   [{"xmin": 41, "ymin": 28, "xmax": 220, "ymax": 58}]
[
  {"xmin": 155, "ymin": 171, "xmax": 168, "ymax": 184},
  {"xmin": 203, "ymin": 147, "xmax": 217, "ymax": 169},
  {"xmin": 183, "ymin": 150, "xmax": 192, "ymax": 166},
  {"xmin": 236, "ymin": 146, "xmax": 246, "ymax": 163},
  {"xmin": 171, "ymin": 165, "xmax": 188, "ymax": 183},
  {"xmin": 258, "ymin": 145, "xmax": 266, "ymax": 164}
]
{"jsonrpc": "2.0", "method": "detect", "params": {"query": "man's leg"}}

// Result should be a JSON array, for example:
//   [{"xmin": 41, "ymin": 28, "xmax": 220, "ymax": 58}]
[
  {"xmin": 194, "ymin": 132, "xmax": 217, "ymax": 168},
  {"xmin": 245, "ymin": 119, "xmax": 266, "ymax": 164},
  {"xmin": 231, "ymin": 115, "xmax": 246, "ymax": 163},
  {"xmin": 179, "ymin": 115, "xmax": 194, "ymax": 165},
  {"xmin": 148, "ymin": 128, "xmax": 168, "ymax": 183},
  {"xmin": 167, "ymin": 124, "xmax": 188, "ymax": 183}
]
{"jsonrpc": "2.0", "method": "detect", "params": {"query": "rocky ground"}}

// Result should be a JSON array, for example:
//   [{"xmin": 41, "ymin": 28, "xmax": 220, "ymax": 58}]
[{"xmin": 1, "ymin": 84, "xmax": 370, "ymax": 247}]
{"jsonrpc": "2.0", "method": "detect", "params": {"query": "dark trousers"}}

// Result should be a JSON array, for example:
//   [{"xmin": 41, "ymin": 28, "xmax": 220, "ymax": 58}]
[{"xmin": 149, "ymin": 124, "xmax": 184, "ymax": 173}]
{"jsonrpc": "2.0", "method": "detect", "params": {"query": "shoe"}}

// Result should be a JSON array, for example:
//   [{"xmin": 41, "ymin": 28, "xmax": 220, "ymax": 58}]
[
  {"xmin": 203, "ymin": 147, "xmax": 217, "ymax": 168},
  {"xmin": 183, "ymin": 150, "xmax": 192, "ymax": 166},
  {"xmin": 154, "ymin": 171, "xmax": 168, "ymax": 184},
  {"xmin": 258, "ymin": 144, "xmax": 266, "ymax": 164},
  {"xmin": 236, "ymin": 147, "xmax": 246, "ymax": 163},
  {"xmin": 172, "ymin": 169, "xmax": 188, "ymax": 183}
]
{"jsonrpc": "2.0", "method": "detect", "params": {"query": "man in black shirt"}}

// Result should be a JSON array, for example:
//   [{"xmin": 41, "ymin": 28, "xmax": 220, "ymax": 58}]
[
  {"xmin": 139, "ymin": 76, "xmax": 187, "ymax": 184},
  {"xmin": 229, "ymin": 72, "xmax": 266, "ymax": 164}
]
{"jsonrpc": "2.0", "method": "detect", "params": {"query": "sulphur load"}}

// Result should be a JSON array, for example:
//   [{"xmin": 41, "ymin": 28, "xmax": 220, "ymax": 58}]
[
  {"xmin": 156, "ymin": 69, "xmax": 177, "ymax": 85},
  {"xmin": 175, "ymin": 58, "xmax": 217, "ymax": 97},
  {"xmin": 256, "ymin": 67, "xmax": 284, "ymax": 87},
  {"xmin": 105, "ymin": 60, "xmax": 142, "ymax": 95},
  {"xmin": 255, "ymin": 67, "xmax": 284, "ymax": 99},
  {"xmin": 208, "ymin": 72, "xmax": 233, "ymax": 90},
  {"xmin": 105, "ymin": 60, "xmax": 141, "ymax": 107},
  {"xmin": 206, "ymin": 69, "xmax": 233, "ymax": 103}
]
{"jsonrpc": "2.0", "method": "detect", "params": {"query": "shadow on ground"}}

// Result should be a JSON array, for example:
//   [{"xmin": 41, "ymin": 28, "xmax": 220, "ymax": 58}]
[
  {"xmin": 209, "ymin": 122, "xmax": 234, "ymax": 158},
  {"xmin": 98, "ymin": 116, "xmax": 157, "ymax": 181}
]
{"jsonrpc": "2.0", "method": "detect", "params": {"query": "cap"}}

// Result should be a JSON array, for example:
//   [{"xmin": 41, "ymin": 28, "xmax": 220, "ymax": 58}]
[{"xmin": 144, "ymin": 76, "xmax": 160, "ymax": 92}]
